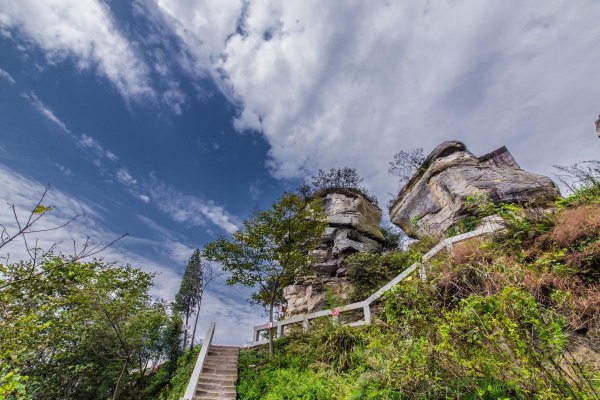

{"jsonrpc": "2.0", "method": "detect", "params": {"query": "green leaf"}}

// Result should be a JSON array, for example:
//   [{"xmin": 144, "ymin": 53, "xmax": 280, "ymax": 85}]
[{"xmin": 33, "ymin": 205, "xmax": 49, "ymax": 214}]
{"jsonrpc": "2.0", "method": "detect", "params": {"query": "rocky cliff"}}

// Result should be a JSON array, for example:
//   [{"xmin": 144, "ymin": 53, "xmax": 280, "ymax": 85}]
[
  {"xmin": 284, "ymin": 189, "xmax": 383, "ymax": 317},
  {"xmin": 389, "ymin": 141, "xmax": 561, "ymax": 239}
]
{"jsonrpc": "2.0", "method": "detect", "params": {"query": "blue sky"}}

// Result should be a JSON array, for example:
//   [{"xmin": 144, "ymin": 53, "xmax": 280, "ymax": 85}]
[{"xmin": 1, "ymin": 0, "xmax": 599, "ymax": 344}]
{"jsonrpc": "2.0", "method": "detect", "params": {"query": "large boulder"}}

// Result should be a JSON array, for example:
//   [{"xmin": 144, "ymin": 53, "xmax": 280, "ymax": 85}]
[{"xmin": 389, "ymin": 141, "xmax": 561, "ymax": 239}]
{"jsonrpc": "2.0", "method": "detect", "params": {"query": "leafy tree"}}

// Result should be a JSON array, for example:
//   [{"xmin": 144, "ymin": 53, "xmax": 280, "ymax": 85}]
[
  {"xmin": 0, "ymin": 257, "xmax": 169, "ymax": 399},
  {"xmin": 204, "ymin": 192, "xmax": 328, "ymax": 356},
  {"xmin": 175, "ymin": 250, "xmax": 203, "ymax": 350},
  {"xmin": 388, "ymin": 147, "xmax": 425, "ymax": 185}
]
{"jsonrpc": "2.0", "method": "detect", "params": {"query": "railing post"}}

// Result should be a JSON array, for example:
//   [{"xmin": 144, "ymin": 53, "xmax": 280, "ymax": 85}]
[
  {"xmin": 253, "ymin": 327, "xmax": 260, "ymax": 342},
  {"xmin": 302, "ymin": 316, "xmax": 309, "ymax": 332},
  {"xmin": 418, "ymin": 262, "xmax": 427, "ymax": 281},
  {"xmin": 276, "ymin": 323, "xmax": 283, "ymax": 338},
  {"xmin": 363, "ymin": 302, "xmax": 372, "ymax": 324}
]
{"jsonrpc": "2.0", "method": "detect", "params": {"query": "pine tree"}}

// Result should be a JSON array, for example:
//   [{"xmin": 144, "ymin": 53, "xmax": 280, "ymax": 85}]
[{"xmin": 175, "ymin": 249, "xmax": 203, "ymax": 350}]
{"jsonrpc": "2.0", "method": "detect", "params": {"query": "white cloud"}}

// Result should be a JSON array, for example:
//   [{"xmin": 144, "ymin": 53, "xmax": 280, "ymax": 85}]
[
  {"xmin": 249, "ymin": 182, "xmax": 262, "ymax": 200},
  {"xmin": 105, "ymin": 151, "xmax": 119, "ymax": 162},
  {"xmin": 78, "ymin": 133, "xmax": 103, "ymax": 152},
  {"xmin": 116, "ymin": 168, "xmax": 138, "ymax": 186},
  {"xmin": 148, "ymin": 182, "xmax": 240, "ymax": 235},
  {"xmin": 138, "ymin": 194, "xmax": 151, "ymax": 203},
  {"xmin": 0, "ymin": 0, "xmax": 153, "ymax": 99},
  {"xmin": 162, "ymin": 82, "xmax": 186, "ymax": 115},
  {"xmin": 157, "ymin": 1, "xmax": 600, "ymax": 205},
  {"xmin": 0, "ymin": 67, "xmax": 16, "ymax": 84},
  {"xmin": 153, "ymin": 0, "xmax": 243, "ymax": 76},
  {"xmin": 55, "ymin": 163, "xmax": 73, "ymax": 177},
  {"xmin": 21, "ymin": 92, "xmax": 70, "ymax": 133}
]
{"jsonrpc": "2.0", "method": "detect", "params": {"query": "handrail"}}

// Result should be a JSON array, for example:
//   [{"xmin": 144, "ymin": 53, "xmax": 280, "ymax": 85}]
[
  {"xmin": 182, "ymin": 321, "xmax": 216, "ymax": 400},
  {"xmin": 251, "ymin": 218, "xmax": 503, "ymax": 345}
]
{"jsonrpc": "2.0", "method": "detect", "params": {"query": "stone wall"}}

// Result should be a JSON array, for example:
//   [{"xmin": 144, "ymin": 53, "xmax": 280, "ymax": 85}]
[{"xmin": 284, "ymin": 189, "xmax": 383, "ymax": 317}]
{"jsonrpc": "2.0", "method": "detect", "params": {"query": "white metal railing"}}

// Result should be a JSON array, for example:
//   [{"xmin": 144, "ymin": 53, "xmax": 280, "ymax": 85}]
[
  {"xmin": 182, "ymin": 321, "xmax": 216, "ymax": 400},
  {"xmin": 251, "ymin": 218, "xmax": 503, "ymax": 345}
]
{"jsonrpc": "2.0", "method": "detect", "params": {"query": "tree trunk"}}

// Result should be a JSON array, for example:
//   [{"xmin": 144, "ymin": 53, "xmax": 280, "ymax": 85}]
[
  {"xmin": 268, "ymin": 302, "xmax": 274, "ymax": 357},
  {"xmin": 112, "ymin": 357, "xmax": 129, "ymax": 400},
  {"xmin": 190, "ymin": 297, "xmax": 202, "ymax": 350},
  {"xmin": 182, "ymin": 310, "xmax": 190, "ymax": 350}
]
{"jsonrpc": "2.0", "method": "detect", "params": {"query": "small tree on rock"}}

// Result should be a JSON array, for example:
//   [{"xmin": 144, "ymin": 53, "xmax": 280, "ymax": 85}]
[
  {"xmin": 203, "ymin": 192, "xmax": 327, "ymax": 356},
  {"xmin": 310, "ymin": 167, "xmax": 364, "ymax": 191},
  {"xmin": 388, "ymin": 148, "xmax": 425, "ymax": 186}
]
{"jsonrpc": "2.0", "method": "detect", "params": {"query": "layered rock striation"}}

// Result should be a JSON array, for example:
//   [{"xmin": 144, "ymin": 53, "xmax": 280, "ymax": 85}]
[
  {"xmin": 284, "ymin": 188, "xmax": 383, "ymax": 317},
  {"xmin": 389, "ymin": 141, "xmax": 561, "ymax": 239}
]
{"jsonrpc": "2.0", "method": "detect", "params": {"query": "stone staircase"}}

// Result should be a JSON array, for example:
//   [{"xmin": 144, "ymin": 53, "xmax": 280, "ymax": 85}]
[{"xmin": 193, "ymin": 345, "xmax": 239, "ymax": 400}]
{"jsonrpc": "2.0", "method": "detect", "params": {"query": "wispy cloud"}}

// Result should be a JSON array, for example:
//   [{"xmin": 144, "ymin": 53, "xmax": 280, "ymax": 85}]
[
  {"xmin": 0, "ymin": 67, "xmax": 16, "ymax": 84},
  {"xmin": 55, "ymin": 163, "xmax": 74, "ymax": 177},
  {"xmin": 21, "ymin": 92, "xmax": 70, "ymax": 133},
  {"xmin": 0, "ymin": 0, "xmax": 154, "ymax": 100},
  {"xmin": 116, "ymin": 168, "xmax": 138, "ymax": 186},
  {"xmin": 148, "ymin": 182, "xmax": 240, "ymax": 235}
]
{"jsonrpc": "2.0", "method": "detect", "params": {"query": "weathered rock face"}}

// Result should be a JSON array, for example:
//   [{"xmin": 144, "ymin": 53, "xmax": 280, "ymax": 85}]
[
  {"xmin": 284, "ymin": 189, "xmax": 383, "ymax": 317},
  {"xmin": 389, "ymin": 141, "xmax": 561, "ymax": 239}
]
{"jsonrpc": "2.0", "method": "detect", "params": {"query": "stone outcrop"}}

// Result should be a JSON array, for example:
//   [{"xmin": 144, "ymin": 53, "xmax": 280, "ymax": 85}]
[
  {"xmin": 284, "ymin": 189, "xmax": 383, "ymax": 317},
  {"xmin": 389, "ymin": 141, "xmax": 561, "ymax": 239}
]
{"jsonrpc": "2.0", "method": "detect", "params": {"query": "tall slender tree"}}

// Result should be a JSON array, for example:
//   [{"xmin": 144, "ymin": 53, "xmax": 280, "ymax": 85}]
[
  {"xmin": 189, "ymin": 261, "xmax": 220, "ymax": 350},
  {"xmin": 174, "ymin": 249, "xmax": 203, "ymax": 350},
  {"xmin": 204, "ymin": 192, "xmax": 327, "ymax": 356}
]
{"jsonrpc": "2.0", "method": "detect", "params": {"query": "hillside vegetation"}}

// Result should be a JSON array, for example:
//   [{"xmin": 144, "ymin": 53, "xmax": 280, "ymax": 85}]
[{"xmin": 237, "ymin": 183, "xmax": 600, "ymax": 399}]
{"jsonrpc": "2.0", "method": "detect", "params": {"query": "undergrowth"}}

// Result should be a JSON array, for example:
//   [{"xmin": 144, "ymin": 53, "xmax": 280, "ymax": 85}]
[{"xmin": 237, "ymin": 182, "xmax": 600, "ymax": 399}]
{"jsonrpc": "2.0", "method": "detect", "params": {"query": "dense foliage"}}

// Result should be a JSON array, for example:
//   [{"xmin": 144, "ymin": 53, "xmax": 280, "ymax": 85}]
[
  {"xmin": 237, "ymin": 182, "xmax": 600, "ymax": 399},
  {"xmin": 0, "ymin": 258, "xmax": 173, "ymax": 399}
]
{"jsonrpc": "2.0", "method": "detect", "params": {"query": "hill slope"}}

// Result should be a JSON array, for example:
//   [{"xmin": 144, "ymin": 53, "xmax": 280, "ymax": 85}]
[{"xmin": 237, "ymin": 184, "xmax": 600, "ymax": 399}]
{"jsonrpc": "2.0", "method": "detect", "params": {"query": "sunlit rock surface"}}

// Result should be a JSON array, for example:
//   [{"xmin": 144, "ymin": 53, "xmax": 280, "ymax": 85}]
[
  {"xmin": 284, "ymin": 189, "xmax": 383, "ymax": 317},
  {"xmin": 389, "ymin": 141, "xmax": 560, "ymax": 239}
]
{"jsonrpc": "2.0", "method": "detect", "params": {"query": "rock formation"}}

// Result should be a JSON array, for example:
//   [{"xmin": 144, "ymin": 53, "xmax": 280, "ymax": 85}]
[
  {"xmin": 284, "ymin": 188, "xmax": 383, "ymax": 317},
  {"xmin": 389, "ymin": 141, "xmax": 561, "ymax": 239},
  {"xmin": 596, "ymin": 114, "xmax": 600, "ymax": 138}
]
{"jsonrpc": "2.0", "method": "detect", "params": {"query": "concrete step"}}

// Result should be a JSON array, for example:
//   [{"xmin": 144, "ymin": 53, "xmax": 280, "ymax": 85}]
[
  {"xmin": 200, "ymin": 372, "xmax": 238, "ymax": 379},
  {"xmin": 198, "ymin": 382, "xmax": 236, "ymax": 390},
  {"xmin": 204, "ymin": 357, "xmax": 238, "ymax": 364},
  {"xmin": 198, "ymin": 376, "xmax": 237, "ymax": 385},
  {"xmin": 197, "ymin": 387, "xmax": 237, "ymax": 395},
  {"xmin": 202, "ymin": 362, "xmax": 237, "ymax": 370},
  {"xmin": 206, "ymin": 353, "xmax": 239, "ymax": 359},
  {"xmin": 195, "ymin": 394, "xmax": 236, "ymax": 400},
  {"xmin": 210, "ymin": 345, "xmax": 239, "ymax": 351},
  {"xmin": 200, "ymin": 368, "xmax": 238, "ymax": 377}
]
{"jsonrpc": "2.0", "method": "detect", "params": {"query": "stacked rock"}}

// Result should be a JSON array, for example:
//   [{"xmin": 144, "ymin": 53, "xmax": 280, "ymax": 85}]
[{"xmin": 283, "ymin": 188, "xmax": 383, "ymax": 317}]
